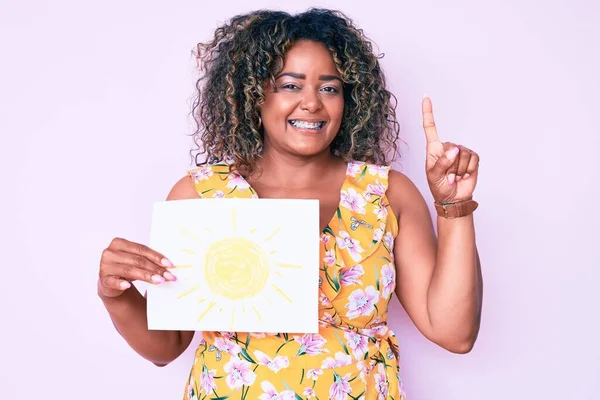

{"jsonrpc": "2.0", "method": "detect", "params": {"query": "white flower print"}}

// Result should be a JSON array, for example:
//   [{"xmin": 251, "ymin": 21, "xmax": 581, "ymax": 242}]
[
  {"xmin": 373, "ymin": 228, "xmax": 383, "ymax": 242},
  {"xmin": 380, "ymin": 263, "xmax": 395, "ymax": 298},
  {"xmin": 320, "ymin": 312, "xmax": 336, "ymax": 328},
  {"xmin": 340, "ymin": 187, "xmax": 367, "ymax": 214},
  {"xmin": 226, "ymin": 173, "xmax": 250, "ymax": 190},
  {"xmin": 367, "ymin": 181, "xmax": 386, "ymax": 197},
  {"xmin": 304, "ymin": 387, "xmax": 316, "ymax": 398},
  {"xmin": 329, "ymin": 373, "xmax": 352, "ymax": 400},
  {"xmin": 223, "ymin": 356, "xmax": 256, "ymax": 390},
  {"xmin": 346, "ymin": 162, "xmax": 362, "ymax": 177},
  {"xmin": 339, "ymin": 264, "xmax": 364, "ymax": 286},
  {"xmin": 375, "ymin": 363, "xmax": 389, "ymax": 400},
  {"xmin": 345, "ymin": 286, "xmax": 380, "ymax": 319},
  {"xmin": 187, "ymin": 377, "xmax": 199, "ymax": 400},
  {"xmin": 192, "ymin": 166, "xmax": 213, "ymax": 181},
  {"xmin": 258, "ymin": 381, "xmax": 295, "ymax": 400},
  {"xmin": 323, "ymin": 249, "xmax": 336, "ymax": 266},
  {"xmin": 336, "ymin": 231, "xmax": 364, "ymax": 262},
  {"xmin": 383, "ymin": 231, "xmax": 394, "ymax": 249},
  {"xmin": 253, "ymin": 350, "xmax": 289, "ymax": 372},
  {"xmin": 344, "ymin": 331, "xmax": 369, "ymax": 359},
  {"xmin": 319, "ymin": 292, "xmax": 331, "ymax": 306},
  {"xmin": 367, "ymin": 164, "xmax": 388, "ymax": 178},
  {"xmin": 214, "ymin": 337, "xmax": 241, "ymax": 356},
  {"xmin": 373, "ymin": 204, "xmax": 388, "ymax": 220},
  {"xmin": 306, "ymin": 368, "xmax": 323, "ymax": 380},
  {"xmin": 294, "ymin": 333, "xmax": 329, "ymax": 356},
  {"xmin": 321, "ymin": 351, "xmax": 353, "ymax": 369},
  {"xmin": 200, "ymin": 367, "xmax": 217, "ymax": 395},
  {"xmin": 212, "ymin": 190, "xmax": 224, "ymax": 198}
]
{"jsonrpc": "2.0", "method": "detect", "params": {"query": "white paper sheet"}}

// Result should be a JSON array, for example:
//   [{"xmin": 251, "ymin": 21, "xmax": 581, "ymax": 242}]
[{"xmin": 147, "ymin": 198, "xmax": 320, "ymax": 333}]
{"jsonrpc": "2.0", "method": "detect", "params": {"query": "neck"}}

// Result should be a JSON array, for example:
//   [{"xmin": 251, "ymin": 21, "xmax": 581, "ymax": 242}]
[{"xmin": 252, "ymin": 147, "xmax": 343, "ymax": 189}]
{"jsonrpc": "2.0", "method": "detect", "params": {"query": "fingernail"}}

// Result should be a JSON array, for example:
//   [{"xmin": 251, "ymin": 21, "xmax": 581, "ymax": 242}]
[
  {"xmin": 447, "ymin": 173, "xmax": 456, "ymax": 185},
  {"xmin": 455, "ymin": 175, "xmax": 462, "ymax": 182},
  {"xmin": 163, "ymin": 271, "xmax": 177, "ymax": 281},
  {"xmin": 161, "ymin": 258, "xmax": 174, "ymax": 268},
  {"xmin": 446, "ymin": 147, "xmax": 459, "ymax": 160},
  {"xmin": 120, "ymin": 281, "xmax": 131, "ymax": 290},
  {"xmin": 463, "ymin": 173, "xmax": 470, "ymax": 179},
  {"xmin": 151, "ymin": 274, "xmax": 165, "ymax": 283}
]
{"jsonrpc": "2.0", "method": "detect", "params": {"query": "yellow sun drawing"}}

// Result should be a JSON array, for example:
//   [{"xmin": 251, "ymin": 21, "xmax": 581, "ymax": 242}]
[{"xmin": 170, "ymin": 207, "xmax": 302, "ymax": 330}]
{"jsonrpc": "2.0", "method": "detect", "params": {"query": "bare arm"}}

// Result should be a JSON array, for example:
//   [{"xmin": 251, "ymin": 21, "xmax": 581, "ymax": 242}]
[
  {"xmin": 388, "ymin": 171, "xmax": 483, "ymax": 353},
  {"xmin": 98, "ymin": 175, "xmax": 199, "ymax": 365}
]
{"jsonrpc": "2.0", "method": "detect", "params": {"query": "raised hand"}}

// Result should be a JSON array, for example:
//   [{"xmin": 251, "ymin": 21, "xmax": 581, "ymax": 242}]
[
  {"xmin": 98, "ymin": 237, "xmax": 177, "ymax": 298},
  {"xmin": 422, "ymin": 96, "xmax": 480, "ymax": 203}
]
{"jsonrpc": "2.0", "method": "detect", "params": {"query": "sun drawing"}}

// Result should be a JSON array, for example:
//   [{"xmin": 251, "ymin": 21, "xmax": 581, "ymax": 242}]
[{"xmin": 170, "ymin": 207, "xmax": 302, "ymax": 330}]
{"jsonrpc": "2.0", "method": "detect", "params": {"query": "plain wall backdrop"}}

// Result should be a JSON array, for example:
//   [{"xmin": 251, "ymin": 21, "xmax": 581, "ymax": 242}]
[{"xmin": 1, "ymin": 0, "xmax": 598, "ymax": 398}]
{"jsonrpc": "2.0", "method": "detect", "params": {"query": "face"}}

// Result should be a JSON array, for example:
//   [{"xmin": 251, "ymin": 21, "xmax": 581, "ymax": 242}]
[{"xmin": 259, "ymin": 40, "xmax": 344, "ymax": 158}]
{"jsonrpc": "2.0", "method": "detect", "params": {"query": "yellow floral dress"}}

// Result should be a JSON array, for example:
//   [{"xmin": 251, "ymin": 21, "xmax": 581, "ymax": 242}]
[{"xmin": 184, "ymin": 161, "xmax": 407, "ymax": 400}]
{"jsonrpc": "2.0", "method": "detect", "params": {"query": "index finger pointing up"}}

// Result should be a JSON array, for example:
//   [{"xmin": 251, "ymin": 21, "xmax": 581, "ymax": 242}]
[{"xmin": 422, "ymin": 96, "xmax": 440, "ymax": 144}]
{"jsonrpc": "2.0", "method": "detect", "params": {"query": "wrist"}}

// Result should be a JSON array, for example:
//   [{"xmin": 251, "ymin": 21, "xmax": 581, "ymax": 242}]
[{"xmin": 434, "ymin": 198, "xmax": 478, "ymax": 219}]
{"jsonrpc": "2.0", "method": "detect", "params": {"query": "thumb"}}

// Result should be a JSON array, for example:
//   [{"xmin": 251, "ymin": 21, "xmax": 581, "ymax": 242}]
[{"xmin": 429, "ymin": 146, "xmax": 459, "ymax": 180}]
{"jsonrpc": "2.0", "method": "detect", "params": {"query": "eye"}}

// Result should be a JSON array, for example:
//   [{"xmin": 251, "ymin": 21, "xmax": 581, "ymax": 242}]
[
  {"xmin": 321, "ymin": 86, "xmax": 340, "ymax": 93},
  {"xmin": 280, "ymin": 83, "xmax": 300, "ymax": 90}
]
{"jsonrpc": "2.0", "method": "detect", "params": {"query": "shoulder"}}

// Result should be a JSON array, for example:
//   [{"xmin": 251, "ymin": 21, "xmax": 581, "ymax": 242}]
[
  {"xmin": 166, "ymin": 175, "xmax": 200, "ymax": 201},
  {"xmin": 387, "ymin": 169, "xmax": 430, "ymax": 218}
]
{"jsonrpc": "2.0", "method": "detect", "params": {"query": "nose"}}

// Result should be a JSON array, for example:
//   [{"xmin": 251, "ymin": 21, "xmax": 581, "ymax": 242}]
[{"xmin": 299, "ymin": 89, "xmax": 323, "ymax": 113}]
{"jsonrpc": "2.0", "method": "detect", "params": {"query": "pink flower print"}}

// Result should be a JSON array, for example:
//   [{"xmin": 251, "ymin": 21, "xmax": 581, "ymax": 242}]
[
  {"xmin": 373, "ymin": 204, "xmax": 388, "ymax": 220},
  {"xmin": 212, "ymin": 190, "xmax": 224, "ymax": 198},
  {"xmin": 383, "ymin": 231, "xmax": 394, "ymax": 249},
  {"xmin": 367, "ymin": 181, "xmax": 386, "ymax": 197},
  {"xmin": 253, "ymin": 350, "xmax": 290, "ymax": 372},
  {"xmin": 226, "ymin": 173, "xmax": 250, "ymax": 190},
  {"xmin": 223, "ymin": 356, "xmax": 256, "ymax": 390},
  {"xmin": 200, "ymin": 367, "xmax": 217, "ymax": 395},
  {"xmin": 304, "ymin": 387, "xmax": 316, "ymax": 398},
  {"xmin": 306, "ymin": 368, "xmax": 323, "ymax": 380},
  {"xmin": 345, "ymin": 287, "xmax": 380, "ymax": 319},
  {"xmin": 319, "ymin": 292, "xmax": 331, "ymax": 306},
  {"xmin": 250, "ymin": 332, "xmax": 266, "ymax": 339},
  {"xmin": 187, "ymin": 377, "xmax": 199, "ymax": 400},
  {"xmin": 336, "ymin": 231, "xmax": 364, "ymax": 262},
  {"xmin": 329, "ymin": 373, "xmax": 352, "ymax": 400},
  {"xmin": 321, "ymin": 351, "xmax": 353, "ymax": 369},
  {"xmin": 373, "ymin": 228, "xmax": 383, "ymax": 242},
  {"xmin": 320, "ymin": 312, "xmax": 336, "ymax": 327},
  {"xmin": 220, "ymin": 331, "xmax": 234, "ymax": 339},
  {"xmin": 258, "ymin": 381, "xmax": 295, "ymax": 400},
  {"xmin": 294, "ymin": 333, "xmax": 329, "ymax": 356},
  {"xmin": 320, "ymin": 233, "xmax": 331, "ymax": 244},
  {"xmin": 381, "ymin": 263, "xmax": 395, "ymax": 298},
  {"xmin": 214, "ymin": 337, "xmax": 241, "ymax": 355},
  {"xmin": 340, "ymin": 187, "xmax": 367, "ymax": 214},
  {"xmin": 192, "ymin": 166, "xmax": 213, "ymax": 181},
  {"xmin": 375, "ymin": 363, "xmax": 389, "ymax": 400},
  {"xmin": 324, "ymin": 250, "xmax": 336, "ymax": 266},
  {"xmin": 344, "ymin": 331, "xmax": 369, "ymax": 359},
  {"xmin": 367, "ymin": 164, "xmax": 388, "ymax": 178},
  {"xmin": 346, "ymin": 162, "xmax": 362, "ymax": 177},
  {"xmin": 339, "ymin": 264, "xmax": 364, "ymax": 286}
]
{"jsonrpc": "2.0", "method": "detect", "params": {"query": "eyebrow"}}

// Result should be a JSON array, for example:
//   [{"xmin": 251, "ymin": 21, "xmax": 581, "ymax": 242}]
[{"xmin": 276, "ymin": 72, "xmax": 343, "ymax": 83}]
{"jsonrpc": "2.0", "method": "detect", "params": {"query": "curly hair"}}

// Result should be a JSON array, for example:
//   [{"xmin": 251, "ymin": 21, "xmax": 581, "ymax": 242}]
[{"xmin": 190, "ymin": 8, "xmax": 400, "ymax": 174}]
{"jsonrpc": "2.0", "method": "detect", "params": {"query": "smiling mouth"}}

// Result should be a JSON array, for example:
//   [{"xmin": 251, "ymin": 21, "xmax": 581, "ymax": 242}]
[{"xmin": 288, "ymin": 120, "xmax": 326, "ymax": 131}]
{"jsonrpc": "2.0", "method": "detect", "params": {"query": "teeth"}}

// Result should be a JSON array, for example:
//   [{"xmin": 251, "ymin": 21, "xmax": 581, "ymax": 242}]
[{"xmin": 290, "ymin": 120, "xmax": 324, "ymax": 130}]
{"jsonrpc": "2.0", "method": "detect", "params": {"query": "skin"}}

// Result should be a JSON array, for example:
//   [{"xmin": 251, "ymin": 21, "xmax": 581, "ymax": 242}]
[{"xmin": 97, "ymin": 39, "xmax": 483, "ymax": 366}]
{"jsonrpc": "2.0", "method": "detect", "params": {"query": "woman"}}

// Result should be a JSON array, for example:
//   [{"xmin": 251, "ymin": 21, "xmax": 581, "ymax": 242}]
[{"xmin": 98, "ymin": 8, "xmax": 483, "ymax": 399}]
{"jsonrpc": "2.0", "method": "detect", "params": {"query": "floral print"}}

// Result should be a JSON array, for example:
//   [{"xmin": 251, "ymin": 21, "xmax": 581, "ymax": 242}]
[{"xmin": 185, "ymin": 161, "xmax": 407, "ymax": 399}]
